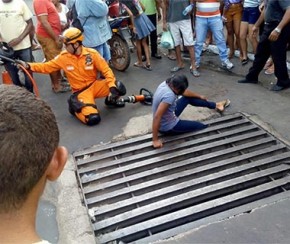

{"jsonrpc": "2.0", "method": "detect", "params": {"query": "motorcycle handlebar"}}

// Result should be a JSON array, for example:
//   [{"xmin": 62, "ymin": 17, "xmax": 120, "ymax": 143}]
[{"xmin": 0, "ymin": 54, "xmax": 16, "ymax": 64}]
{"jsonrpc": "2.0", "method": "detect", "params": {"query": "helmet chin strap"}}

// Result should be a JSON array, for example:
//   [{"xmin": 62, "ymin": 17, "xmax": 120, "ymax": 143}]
[
  {"xmin": 67, "ymin": 42, "xmax": 79, "ymax": 54},
  {"xmin": 71, "ymin": 43, "xmax": 79, "ymax": 54}
]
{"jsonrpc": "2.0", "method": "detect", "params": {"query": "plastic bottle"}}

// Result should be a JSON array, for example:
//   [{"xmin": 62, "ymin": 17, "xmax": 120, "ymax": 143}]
[{"xmin": 182, "ymin": 3, "xmax": 194, "ymax": 16}]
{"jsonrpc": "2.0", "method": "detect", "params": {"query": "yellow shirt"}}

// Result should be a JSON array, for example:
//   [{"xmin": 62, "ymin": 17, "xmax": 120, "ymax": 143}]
[
  {"xmin": 0, "ymin": 0, "xmax": 32, "ymax": 50},
  {"xmin": 29, "ymin": 47, "xmax": 116, "ymax": 92}
]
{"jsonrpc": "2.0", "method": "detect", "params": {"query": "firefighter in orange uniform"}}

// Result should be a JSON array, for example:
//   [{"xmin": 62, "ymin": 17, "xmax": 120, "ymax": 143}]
[{"xmin": 18, "ymin": 27, "xmax": 126, "ymax": 126}]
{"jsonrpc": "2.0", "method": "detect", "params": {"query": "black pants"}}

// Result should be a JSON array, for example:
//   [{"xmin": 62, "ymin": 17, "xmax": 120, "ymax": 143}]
[
  {"xmin": 246, "ymin": 22, "xmax": 290, "ymax": 87},
  {"xmin": 141, "ymin": 13, "xmax": 158, "ymax": 56}
]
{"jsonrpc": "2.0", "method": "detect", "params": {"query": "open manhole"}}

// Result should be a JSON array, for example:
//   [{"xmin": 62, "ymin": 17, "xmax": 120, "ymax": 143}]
[{"xmin": 74, "ymin": 113, "xmax": 290, "ymax": 243}]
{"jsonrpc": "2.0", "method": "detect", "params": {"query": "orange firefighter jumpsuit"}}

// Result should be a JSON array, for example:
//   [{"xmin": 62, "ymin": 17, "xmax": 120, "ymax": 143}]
[{"xmin": 29, "ymin": 47, "xmax": 116, "ymax": 124}]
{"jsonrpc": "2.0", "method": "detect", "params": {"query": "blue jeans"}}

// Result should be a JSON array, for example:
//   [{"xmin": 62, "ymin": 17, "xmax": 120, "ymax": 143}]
[
  {"xmin": 5, "ymin": 47, "xmax": 33, "ymax": 92},
  {"xmin": 92, "ymin": 42, "xmax": 111, "ymax": 62},
  {"xmin": 195, "ymin": 16, "xmax": 228, "ymax": 64},
  {"xmin": 163, "ymin": 96, "xmax": 216, "ymax": 134}
]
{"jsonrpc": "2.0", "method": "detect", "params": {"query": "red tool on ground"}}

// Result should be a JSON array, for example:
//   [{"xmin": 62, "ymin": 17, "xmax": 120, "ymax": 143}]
[{"xmin": 105, "ymin": 87, "xmax": 153, "ymax": 107}]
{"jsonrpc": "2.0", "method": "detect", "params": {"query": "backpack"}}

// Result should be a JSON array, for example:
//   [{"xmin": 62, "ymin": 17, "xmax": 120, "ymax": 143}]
[{"xmin": 68, "ymin": 3, "xmax": 88, "ymax": 32}]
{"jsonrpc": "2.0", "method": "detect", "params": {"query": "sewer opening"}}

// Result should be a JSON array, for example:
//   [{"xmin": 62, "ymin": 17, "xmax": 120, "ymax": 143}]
[{"xmin": 74, "ymin": 113, "xmax": 290, "ymax": 243}]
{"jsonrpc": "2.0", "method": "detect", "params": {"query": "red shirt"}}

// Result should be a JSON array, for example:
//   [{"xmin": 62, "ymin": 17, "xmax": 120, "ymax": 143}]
[{"xmin": 33, "ymin": 0, "xmax": 61, "ymax": 37}]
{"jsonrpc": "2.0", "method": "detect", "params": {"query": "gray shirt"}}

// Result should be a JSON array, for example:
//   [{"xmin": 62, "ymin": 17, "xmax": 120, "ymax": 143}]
[
  {"xmin": 167, "ymin": 0, "xmax": 190, "ymax": 23},
  {"xmin": 152, "ymin": 81, "xmax": 179, "ymax": 131},
  {"xmin": 265, "ymin": 0, "xmax": 290, "ymax": 23}
]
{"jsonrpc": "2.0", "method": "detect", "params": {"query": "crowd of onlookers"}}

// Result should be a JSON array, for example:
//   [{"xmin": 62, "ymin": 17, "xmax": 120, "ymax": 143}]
[
  {"xmin": 160, "ymin": 0, "xmax": 281, "ymax": 77},
  {"xmin": 1, "ymin": 0, "xmax": 290, "ymax": 93}
]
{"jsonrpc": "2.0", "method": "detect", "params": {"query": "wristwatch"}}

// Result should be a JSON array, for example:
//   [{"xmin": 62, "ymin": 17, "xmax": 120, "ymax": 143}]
[{"xmin": 274, "ymin": 27, "xmax": 281, "ymax": 34}]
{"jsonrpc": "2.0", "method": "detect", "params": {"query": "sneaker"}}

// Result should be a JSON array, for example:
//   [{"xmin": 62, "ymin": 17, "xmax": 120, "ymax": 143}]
[
  {"xmin": 222, "ymin": 59, "xmax": 234, "ymax": 70},
  {"xmin": 202, "ymin": 43, "xmax": 209, "ymax": 52}
]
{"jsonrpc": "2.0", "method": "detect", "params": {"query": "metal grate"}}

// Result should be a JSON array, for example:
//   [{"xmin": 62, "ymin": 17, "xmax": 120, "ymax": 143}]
[{"xmin": 74, "ymin": 113, "xmax": 290, "ymax": 244}]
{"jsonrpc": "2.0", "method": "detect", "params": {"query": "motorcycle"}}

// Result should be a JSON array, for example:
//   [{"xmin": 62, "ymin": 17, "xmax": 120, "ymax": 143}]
[{"xmin": 107, "ymin": 0, "xmax": 133, "ymax": 72}]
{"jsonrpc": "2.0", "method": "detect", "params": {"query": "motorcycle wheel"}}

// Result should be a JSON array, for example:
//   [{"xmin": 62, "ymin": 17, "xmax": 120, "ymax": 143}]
[{"xmin": 109, "ymin": 34, "xmax": 130, "ymax": 72}]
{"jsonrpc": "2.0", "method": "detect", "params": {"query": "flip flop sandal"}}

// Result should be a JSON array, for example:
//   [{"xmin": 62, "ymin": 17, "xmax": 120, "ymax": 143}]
[
  {"xmin": 223, "ymin": 99, "xmax": 231, "ymax": 108},
  {"xmin": 133, "ymin": 62, "xmax": 145, "ymax": 68},
  {"xmin": 144, "ymin": 64, "xmax": 152, "ymax": 71},
  {"xmin": 190, "ymin": 68, "xmax": 200, "ymax": 77},
  {"xmin": 170, "ymin": 66, "xmax": 184, "ymax": 73},
  {"xmin": 241, "ymin": 58, "xmax": 249, "ymax": 65},
  {"xmin": 217, "ymin": 99, "xmax": 231, "ymax": 114},
  {"xmin": 190, "ymin": 65, "xmax": 200, "ymax": 77}
]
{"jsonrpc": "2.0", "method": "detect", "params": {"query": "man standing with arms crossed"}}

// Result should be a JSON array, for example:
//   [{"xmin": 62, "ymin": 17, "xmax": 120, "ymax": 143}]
[{"xmin": 0, "ymin": 0, "xmax": 34, "ymax": 92}]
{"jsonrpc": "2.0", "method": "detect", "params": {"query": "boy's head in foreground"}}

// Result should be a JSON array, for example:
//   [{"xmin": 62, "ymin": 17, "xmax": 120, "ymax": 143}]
[{"xmin": 0, "ymin": 85, "xmax": 68, "ymax": 243}]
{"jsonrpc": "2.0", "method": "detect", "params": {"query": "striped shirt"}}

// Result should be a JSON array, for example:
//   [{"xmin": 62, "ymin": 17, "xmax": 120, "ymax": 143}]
[{"xmin": 196, "ymin": 0, "xmax": 221, "ymax": 18}]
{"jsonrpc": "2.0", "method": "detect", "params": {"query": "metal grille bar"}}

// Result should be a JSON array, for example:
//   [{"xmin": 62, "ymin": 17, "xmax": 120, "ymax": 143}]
[{"xmin": 74, "ymin": 113, "xmax": 290, "ymax": 243}]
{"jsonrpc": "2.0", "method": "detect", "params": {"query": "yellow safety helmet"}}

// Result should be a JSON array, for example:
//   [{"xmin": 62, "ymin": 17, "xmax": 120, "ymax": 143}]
[{"xmin": 62, "ymin": 27, "xmax": 84, "ymax": 45}]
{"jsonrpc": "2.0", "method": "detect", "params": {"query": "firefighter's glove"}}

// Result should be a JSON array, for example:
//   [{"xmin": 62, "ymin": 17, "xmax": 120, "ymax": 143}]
[{"xmin": 109, "ymin": 86, "xmax": 120, "ymax": 99}]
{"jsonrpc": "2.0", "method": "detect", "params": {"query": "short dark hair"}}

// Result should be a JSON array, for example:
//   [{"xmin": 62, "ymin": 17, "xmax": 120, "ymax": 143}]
[
  {"xmin": 166, "ymin": 74, "xmax": 189, "ymax": 95},
  {"xmin": 0, "ymin": 85, "xmax": 59, "ymax": 213}
]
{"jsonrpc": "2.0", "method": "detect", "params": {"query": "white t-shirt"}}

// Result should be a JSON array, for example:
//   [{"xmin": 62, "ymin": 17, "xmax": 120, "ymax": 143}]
[
  {"xmin": 0, "ymin": 0, "xmax": 33, "ymax": 51},
  {"xmin": 58, "ymin": 3, "xmax": 69, "ymax": 26}
]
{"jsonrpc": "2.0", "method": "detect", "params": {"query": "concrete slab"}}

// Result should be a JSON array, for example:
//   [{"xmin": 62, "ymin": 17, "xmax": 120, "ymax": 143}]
[{"xmin": 155, "ymin": 197, "xmax": 290, "ymax": 244}]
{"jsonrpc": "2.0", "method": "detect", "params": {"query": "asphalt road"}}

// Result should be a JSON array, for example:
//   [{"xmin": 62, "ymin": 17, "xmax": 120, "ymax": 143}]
[{"xmin": 33, "ymin": 49, "xmax": 290, "ymax": 153}]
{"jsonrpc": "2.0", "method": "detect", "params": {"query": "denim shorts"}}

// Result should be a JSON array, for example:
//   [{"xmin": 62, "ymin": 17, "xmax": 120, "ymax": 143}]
[{"xmin": 241, "ymin": 7, "xmax": 260, "ymax": 25}]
